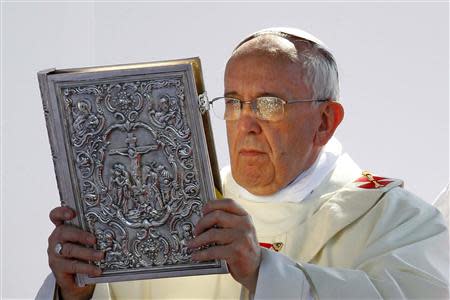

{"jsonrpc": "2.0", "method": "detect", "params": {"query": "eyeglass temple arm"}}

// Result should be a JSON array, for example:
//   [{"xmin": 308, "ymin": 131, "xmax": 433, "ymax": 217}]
[{"xmin": 288, "ymin": 98, "xmax": 329, "ymax": 104}]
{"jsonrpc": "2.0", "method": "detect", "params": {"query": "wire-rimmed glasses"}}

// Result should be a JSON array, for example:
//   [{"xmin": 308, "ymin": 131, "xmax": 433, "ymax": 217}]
[{"xmin": 209, "ymin": 96, "xmax": 328, "ymax": 122}]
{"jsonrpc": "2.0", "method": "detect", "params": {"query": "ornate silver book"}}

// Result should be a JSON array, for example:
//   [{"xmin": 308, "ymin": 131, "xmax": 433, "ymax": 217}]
[{"xmin": 38, "ymin": 58, "xmax": 227, "ymax": 286}]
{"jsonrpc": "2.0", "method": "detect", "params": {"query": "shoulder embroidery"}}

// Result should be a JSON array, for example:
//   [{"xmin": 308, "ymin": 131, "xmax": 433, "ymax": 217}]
[{"xmin": 354, "ymin": 171, "xmax": 394, "ymax": 189}]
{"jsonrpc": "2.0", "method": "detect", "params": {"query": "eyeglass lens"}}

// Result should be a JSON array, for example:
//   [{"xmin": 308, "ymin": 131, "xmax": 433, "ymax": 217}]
[
  {"xmin": 212, "ymin": 97, "xmax": 285, "ymax": 121},
  {"xmin": 256, "ymin": 97, "xmax": 284, "ymax": 121}
]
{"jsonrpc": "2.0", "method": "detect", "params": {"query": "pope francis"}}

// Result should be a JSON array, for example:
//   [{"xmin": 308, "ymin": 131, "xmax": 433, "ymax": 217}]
[{"xmin": 39, "ymin": 28, "xmax": 449, "ymax": 299}]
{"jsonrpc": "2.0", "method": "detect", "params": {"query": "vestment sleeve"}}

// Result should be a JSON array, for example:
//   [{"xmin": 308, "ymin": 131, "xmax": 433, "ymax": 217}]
[
  {"xmin": 35, "ymin": 273, "xmax": 58, "ymax": 300},
  {"xmin": 35, "ymin": 273, "xmax": 112, "ymax": 300},
  {"xmin": 253, "ymin": 248, "xmax": 314, "ymax": 299},
  {"xmin": 299, "ymin": 224, "xmax": 448, "ymax": 299},
  {"xmin": 266, "ymin": 189, "xmax": 449, "ymax": 299}
]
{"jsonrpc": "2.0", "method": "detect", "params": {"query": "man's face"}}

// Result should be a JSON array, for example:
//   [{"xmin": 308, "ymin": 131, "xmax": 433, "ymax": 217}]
[{"xmin": 225, "ymin": 51, "xmax": 322, "ymax": 196}]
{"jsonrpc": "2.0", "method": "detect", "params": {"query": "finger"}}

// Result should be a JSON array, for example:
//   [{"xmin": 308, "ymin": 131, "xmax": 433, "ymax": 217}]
[
  {"xmin": 60, "ymin": 242, "xmax": 104, "ymax": 261},
  {"xmin": 188, "ymin": 228, "xmax": 236, "ymax": 249},
  {"xmin": 53, "ymin": 257, "xmax": 102, "ymax": 277},
  {"xmin": 53, "ymin": 225, "xmax": 96, "ymax": 246},
  {"xmin": 191, "ymin": 244, "xmax": 231, "ymax": 262},
  {"xmin": 194, "ymin": 210, "xmax": 242, "ymax": 235},
  {"xmin": 54, "ymin": 272, "xmax": 80, "ymax": 291},
  {"xmin": 203, "ymin": 198, "xmax": 248, "ymax": 216},
  {"xmin": 55, "ymin": 274, "xmax": 95, "ymax": 298},
  {"xmin": 49, "ymin": 206, "xmax": 76, "ymax": 226}
]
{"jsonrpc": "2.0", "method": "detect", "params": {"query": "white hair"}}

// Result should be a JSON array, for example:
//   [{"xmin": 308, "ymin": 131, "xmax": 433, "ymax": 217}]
[
  {"xmin": 233, "ymin": 28, "xmax": 340, "ymax": 102},
  {"xmin": 296, "ymin": 39, "xmax": 340, "ymax": 102}
]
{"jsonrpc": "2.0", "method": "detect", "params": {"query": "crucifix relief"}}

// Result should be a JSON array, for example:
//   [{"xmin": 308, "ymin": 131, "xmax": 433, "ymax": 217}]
[{"xmin": 109, "ymin": 132, "xmax": 160, "ymax": 180}]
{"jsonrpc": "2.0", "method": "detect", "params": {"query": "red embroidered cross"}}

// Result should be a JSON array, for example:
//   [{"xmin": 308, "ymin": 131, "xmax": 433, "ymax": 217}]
[{"xmin": 354, "ymin": 171, "xmax": 393, "ymax": 189}]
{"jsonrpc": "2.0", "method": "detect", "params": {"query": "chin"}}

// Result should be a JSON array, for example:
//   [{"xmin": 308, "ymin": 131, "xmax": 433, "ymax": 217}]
[
  {"xmin": 241, "ymin": 181, "xmax": 279, "ymax": 196},
  {"xmin": 232, "ymin": 165, "xmax": 278, "ymax": 195}
]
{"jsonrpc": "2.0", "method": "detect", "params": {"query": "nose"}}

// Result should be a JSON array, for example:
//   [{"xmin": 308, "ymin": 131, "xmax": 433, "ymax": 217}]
[{"xmin": 236, "ymin": 102, "xmax": 262, "ymax": 134}]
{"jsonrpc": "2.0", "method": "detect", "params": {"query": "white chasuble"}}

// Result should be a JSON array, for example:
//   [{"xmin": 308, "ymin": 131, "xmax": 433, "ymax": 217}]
[{"xmin": 38, "ymin": 141, "xmax": 448, "ymax": 299}]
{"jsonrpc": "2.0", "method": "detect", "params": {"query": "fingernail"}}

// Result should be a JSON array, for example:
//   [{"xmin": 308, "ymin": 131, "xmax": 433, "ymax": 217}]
[
  {"xmin": 64, "ymin": 212, "xmax": 72, "ymax": 219},
  {"xmin": 96, "ymin": 251, "xmax": 104, "ymax": 259},
  {"xmin": 88, "ymin": 235, "xmax": 96, "ymax": 243}
]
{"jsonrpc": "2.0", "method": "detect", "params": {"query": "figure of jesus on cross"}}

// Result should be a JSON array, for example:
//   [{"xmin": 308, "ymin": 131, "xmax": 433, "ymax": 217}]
[{"xmin": 108, "ymin": 132, "xmax": 160, "ymax": 181}]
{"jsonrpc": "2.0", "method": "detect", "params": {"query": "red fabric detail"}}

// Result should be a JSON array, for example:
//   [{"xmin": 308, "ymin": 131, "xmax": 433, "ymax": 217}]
[
  {"xmin": 354, "ymin": 175, "xmax": 391, "ymax": 183},
  {"xmin": 358, "ymin": 180, "xmax": 393, "ymax": 189},
  {"xmin": 354, "ymin": 175, "xmax": 393, "ymax": 189},
  {"xmin": 259, "ymin": 242, "xmax": 273, "ymax": 249}
]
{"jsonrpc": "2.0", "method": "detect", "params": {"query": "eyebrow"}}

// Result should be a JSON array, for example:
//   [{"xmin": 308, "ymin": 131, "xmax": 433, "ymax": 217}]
[{"xmin": 224, "ymin": 91, "xmax": 238, "ymax": 98}]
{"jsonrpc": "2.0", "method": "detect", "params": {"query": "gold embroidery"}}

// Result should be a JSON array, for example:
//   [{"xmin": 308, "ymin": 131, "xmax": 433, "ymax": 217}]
[
  {"xmin": 272, "ymin": 242, "xmax": 284, "ymax": 252},
  {"xmin": 362, "ymin": 171, "xmax": 383, "ymax": 188}
]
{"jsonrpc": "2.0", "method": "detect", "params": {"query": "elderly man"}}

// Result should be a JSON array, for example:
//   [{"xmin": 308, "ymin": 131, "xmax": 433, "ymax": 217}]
[{"xmin": 40, "ymin": 28, "xmax": 448, "ymax": 299}]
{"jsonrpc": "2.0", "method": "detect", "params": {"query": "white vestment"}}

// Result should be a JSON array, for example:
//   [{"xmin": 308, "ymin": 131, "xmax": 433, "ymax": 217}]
[{"xmin": 37, "ymin": 148, "xmax": 449, "ymax": 299}]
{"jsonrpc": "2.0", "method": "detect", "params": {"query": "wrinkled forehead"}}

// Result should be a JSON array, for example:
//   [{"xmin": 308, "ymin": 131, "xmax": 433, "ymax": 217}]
[
  {"xmin": 233, "ymin": 27, "xmax": 327, "ymax": 59},
  {"xmin": 227, "ymin": 32, "xmax": 324, "ymax": 75},
  {"xmin": 224, "ymin": 41, "xmax": 313, "ymax": 99},
  {"xmin": 225, "ymin": 35, "xmax": 309, "ymax": 83}
]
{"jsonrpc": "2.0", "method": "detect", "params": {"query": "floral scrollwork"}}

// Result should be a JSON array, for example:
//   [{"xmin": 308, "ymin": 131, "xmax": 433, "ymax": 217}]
[
  {"xmin": 134, "ymin": 234, "xmax": 170, "ymax": 266},
  {"xmin": 105, "ymin": 83, "xmax": 144, "ymax": 121}
]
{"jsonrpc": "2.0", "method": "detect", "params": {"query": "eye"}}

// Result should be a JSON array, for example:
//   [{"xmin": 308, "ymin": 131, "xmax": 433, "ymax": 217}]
[
  {"xmin": 224, "ymin": 98, "xmax": 241, "ymax": 120},
  {"xmin": 225, "ymin": 98, "xmax": 240, "ymax": 107},
  {"xmin": 256, "ymin": 97, "xmax": 283, "ymax": 120}
]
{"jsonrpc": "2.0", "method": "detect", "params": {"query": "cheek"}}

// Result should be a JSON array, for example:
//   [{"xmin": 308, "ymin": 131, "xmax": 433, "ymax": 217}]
[
  {"xmin": 265, "ymin": 129, "xmax": 284, "ymax": 157},
  {"xmin": 273, "ymin": 118, "xmax": 316, "ymax": 162},
  {"xmin": 268, "ymin": 133, "xmax": 294, "ymax": 170},
  {"xmin": 289, "ymin": 109, "xmax": 319, "ymax": 138},
  {"xmin": 226, "ymin": 122, "xmax": 237, "ymax": 156}
]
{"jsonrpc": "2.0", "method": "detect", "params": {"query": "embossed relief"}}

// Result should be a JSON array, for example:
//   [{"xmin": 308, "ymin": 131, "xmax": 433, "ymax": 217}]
[{"xmin": 62, "ymin": 78, "xmax": 205, "ymax": 272}]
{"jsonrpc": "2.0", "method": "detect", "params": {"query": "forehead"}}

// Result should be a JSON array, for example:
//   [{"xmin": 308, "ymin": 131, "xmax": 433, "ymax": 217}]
[{"xmin": 224, "ymin": 51, "xmax": 311, "ymax": 99}]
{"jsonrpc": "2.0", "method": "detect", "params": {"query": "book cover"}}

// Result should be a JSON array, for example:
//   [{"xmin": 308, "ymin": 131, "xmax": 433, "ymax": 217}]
[{"xmin": 38, "ymin": 58, "xmax": 227, "ymax": 285}]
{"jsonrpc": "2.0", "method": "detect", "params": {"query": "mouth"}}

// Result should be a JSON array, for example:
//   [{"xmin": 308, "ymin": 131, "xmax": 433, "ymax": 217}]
[{"xmin": 239, "ymin": 148, "xmax": 266, "ymax": 156}]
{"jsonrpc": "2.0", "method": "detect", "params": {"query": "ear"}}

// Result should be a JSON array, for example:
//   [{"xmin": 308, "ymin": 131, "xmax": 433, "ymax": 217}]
[{"xmin": 314, "ymin": 101, "xmax": 344, "ymax": 146}]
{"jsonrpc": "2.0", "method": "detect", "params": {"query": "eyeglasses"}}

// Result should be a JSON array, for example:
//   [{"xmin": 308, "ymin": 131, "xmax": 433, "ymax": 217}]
[{"xmin": 209, "ymin": 96, "xmax": 329, "ymax": 122}]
